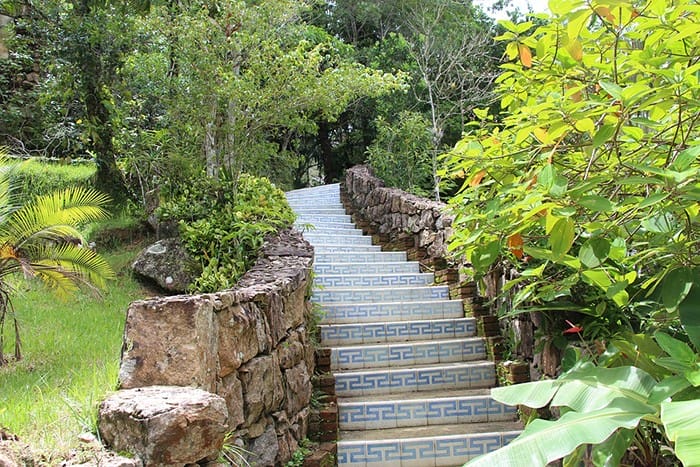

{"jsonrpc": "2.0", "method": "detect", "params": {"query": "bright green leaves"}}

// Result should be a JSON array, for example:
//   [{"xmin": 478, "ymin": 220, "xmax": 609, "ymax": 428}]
[
  {"xmin": 579, "ymin": 237, "xmax": 610, "ymax": 268},
  {"xmin": 470, "ymin": 239, "xmax": 501, "ymax": 273},
  {"xmin": 549, "ymin": 218, "xmax": 575, "ymax": 260},
  {"xmin": 661, "ymin": 400, "xmax": 700, "ymax": 466}
]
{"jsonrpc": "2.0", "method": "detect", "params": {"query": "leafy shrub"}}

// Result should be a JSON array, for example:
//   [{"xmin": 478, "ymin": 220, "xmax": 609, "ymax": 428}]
[
  {"xmin": 443, "ymin": 0, "xmax": 700, "ymax": 464},
  {"xmin": 8, "ymin": 159, "xmax": 96, "ymax": 203},
  {"xmin": 158, "ymin": 173, "xmax": 295, "ymax": 293},
  {"xmin": 367, "ymin": 111, "xmax": 434, "ymax": 196}
]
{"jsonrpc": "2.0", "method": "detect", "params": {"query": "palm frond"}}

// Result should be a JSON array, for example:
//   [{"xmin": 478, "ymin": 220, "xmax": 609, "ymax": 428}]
[
  {"xmin": 30, "ymin": 243, "xmax": 115, "ymax": 292},
  {"xmin": 1, "ymin": 187, "xmax": 110, "ymax": 245}
]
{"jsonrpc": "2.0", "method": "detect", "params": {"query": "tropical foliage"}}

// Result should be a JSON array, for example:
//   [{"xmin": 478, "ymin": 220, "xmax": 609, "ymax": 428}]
[
  {"xmin": 443, "ymin": 0, "xmax": 700, "ymax": 464},
  {"xmin": 0, "ymin": 153, "xmax": 114, "ymax": 365},
  {"xmin": 158, "ymin": 173, "xmax": 295, "ymax": 293}
]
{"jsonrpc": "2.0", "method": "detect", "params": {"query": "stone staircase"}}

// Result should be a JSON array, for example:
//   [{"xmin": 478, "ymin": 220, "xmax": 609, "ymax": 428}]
[{"xmin": 286, "ymin": 184, "xmax": 521, "ymax": 467}]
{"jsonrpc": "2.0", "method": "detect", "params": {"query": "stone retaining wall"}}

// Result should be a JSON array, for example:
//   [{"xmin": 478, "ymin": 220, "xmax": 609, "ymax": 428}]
[{"xmin": 99, "ymin": 229, "xmax": 316, "ymax": 466}]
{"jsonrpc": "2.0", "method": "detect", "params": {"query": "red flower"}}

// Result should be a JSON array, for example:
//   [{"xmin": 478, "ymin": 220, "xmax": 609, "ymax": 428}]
[{"xmin": 563, "ymin": 319, "xmax": 583, "ymax": 335}]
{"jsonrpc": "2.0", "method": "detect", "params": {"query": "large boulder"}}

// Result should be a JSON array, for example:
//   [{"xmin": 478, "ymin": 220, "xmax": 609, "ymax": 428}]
[
  {"xmin": 132, "ymin": 238, "xmax": 199, "ymax": 293},
  {"xmin": 98, "ymin": 386, "xmax": 228, "ymax": 466}
]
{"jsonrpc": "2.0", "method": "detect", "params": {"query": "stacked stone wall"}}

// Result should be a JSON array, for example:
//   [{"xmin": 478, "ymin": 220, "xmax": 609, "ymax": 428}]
[{"xmin": 99, "ymin": 229, "xmax": 316, "ymax": 466}]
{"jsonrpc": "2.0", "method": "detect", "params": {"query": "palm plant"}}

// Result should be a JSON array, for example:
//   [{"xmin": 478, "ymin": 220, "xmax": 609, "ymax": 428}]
[{"xmin": 0, "ymin": 150, "xmax": 115, "ymax": 366}]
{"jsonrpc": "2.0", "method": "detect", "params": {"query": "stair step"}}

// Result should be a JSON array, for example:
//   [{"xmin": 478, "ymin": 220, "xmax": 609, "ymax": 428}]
[
  {"xmin": 339, "ymin": 389, "xmax": 519, "ymax": 430},
  {"xmin": 330, "ymin": 338, "xmax": 486, "ymax": 370},
  {"xmin": 292, "ymin": 208, "xmax": 347, "ymax": 215},
  {"xmin": 313, "ymin": 244, "xmax": 383, "ymax": 253},
  {"xmin": 314, "ymin": 251, "xmax": 407, "ymax": 263},
  {"xmin": 314, "ymin": 273, "xmax": 434, "ymax": 288},
  {"xmin": 338, "ymin": 422, "xmax": 522, "ymax": 467},
  {"xmin": 314, "ymin": 261, "xmax": 421, "ymax": 275},
  {"xmin": 301, "ymin": 228, "xmax": 364, "ymax": 237},
  {"xmin": 296, "ymin": 214, "xmax": 352, "ymax": 223},
  {"xmin": 304, "ymin": 234, "xmax": 374, "ymax": 245},
  {"xmin": 295, "ymin": 221, "xmax": 358, "ymax": 231},
  {"xmin": 334, "ymin": 361, "xmax": 496, "ymax": 397},
  {"xmin": 320, "ymin": 318, "xmax": 477, "ymax": 345},
  {"xmin": 312, "ymin": 285, "xmax": 450, "ymax": 304},
  {"xmin": 319, "ymin": 300, "xmax": 464, "ymax": 324}
]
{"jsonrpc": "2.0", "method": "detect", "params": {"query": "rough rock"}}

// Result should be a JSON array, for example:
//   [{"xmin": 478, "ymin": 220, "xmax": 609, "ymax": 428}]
[
  {"xmin": 132, "ymin": 238, "xmax": 198, "ymax": 293},
  {"xmin": 246, "ymin": 425, "xmax": 279, "ymax": 467},
  {"xmin": 119, "ymin": 295, "xmax": 218, "ymax": 391},
  {"xmin": 239, "ymin": 355, "xmax": 284, "ymax": 427},
  {"xmin": 98, "ymin": 386, "xmax": 228, "ymax": 466}
]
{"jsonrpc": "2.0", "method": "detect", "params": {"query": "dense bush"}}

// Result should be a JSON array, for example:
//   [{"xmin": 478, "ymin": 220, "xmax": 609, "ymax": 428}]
[
  {"xmin": 157, "ymin": 173, "xmax": 295, "ymax": 293},
  {"xmin": 444, "ymin": 0, "xmax": 700, "ymax": 465},
  {"xmin": 367, "ymin": 111, "xmax": 435, "ymax": 196}
]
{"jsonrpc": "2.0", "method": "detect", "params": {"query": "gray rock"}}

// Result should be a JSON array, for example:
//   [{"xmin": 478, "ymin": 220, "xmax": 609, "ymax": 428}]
[
  {"xmin": 246, "ymin": 425, "xmax": 279, "ymax": 467},
  {"xmin": 132, "ymin": 238, "xmax": 199, "ymax": 293},
  {"xmin": 98, "ymin": 386, "xmax": 228, "ymax": 466}
]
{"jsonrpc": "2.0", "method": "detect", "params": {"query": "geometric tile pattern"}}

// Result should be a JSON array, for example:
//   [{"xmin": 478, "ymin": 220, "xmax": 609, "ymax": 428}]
[
  {"xmin": 314, "ymin": 251, "xmax": 408, "ymax": 263},
  {"xmin": 287, "ymin": 183, "xmax": 521, "ymax": 467},
  {"xmin": 337, "ymin": 431, "xmax": 522, "ymax": 466},
  {"xmin": 319, "ymin": 300, "xmax": 464, "ymax": 324},
  {"xmin": 339, "ymin": 396, "xmax": 519, "ymax": 430},
  {"xmin": 319, "ymin": 318, "xmax": 477, "ymax": 345},
  {"xmin": 315, "ymin": 273, "xmax": 435, "ymax": 288},
  {"xmin": 334, "ymin": 362, "xmax": 496, "ymax": 397},
  {"xmin": 311, "ymin": 285, "xmax": 450, "ymax": 304},
  {"xmin": 314, "ymin": 244, "xmax": 383, "ymax": 253},
  {"xmin": 331, "ymin": 338, "xmax": 487, "ymax": 370},
  {"xmin": 314, "ymin": 261, "xmax": 420, "ymax": 275}
]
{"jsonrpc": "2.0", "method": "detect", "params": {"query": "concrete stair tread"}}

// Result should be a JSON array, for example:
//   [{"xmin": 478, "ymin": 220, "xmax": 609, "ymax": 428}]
[
  {"xmin": 314, "ymin": 285, "xmax": 448, "ymax": 293},
  {"xmin": 333, "ymin": 360, "xmax": 493, "ymax": 375},
  {"xmin": 339, "ymin": 421, "xmax": 523, "ymax": 442},
  {"xmin": 315, "ymin": 298, "xmax": 455, "ymax": 308},
  {"xmin": 339, "ymin": 387, "xmax": 493, "ymax": 404}
]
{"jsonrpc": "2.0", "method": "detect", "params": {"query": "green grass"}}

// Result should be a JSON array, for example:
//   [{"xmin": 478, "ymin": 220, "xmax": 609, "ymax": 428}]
[{"xmin": 0, "ymin": 242, "xmax": 149, "ymax": 460}]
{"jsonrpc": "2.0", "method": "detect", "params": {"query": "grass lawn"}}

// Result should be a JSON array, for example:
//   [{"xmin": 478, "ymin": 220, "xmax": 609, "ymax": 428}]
[{"xmin": 0, "ymin": 242, "xmax": 152, "ymax": 461}]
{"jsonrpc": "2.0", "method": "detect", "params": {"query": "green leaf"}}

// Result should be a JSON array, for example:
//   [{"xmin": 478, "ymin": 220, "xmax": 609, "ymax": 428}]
[
  {"xmin": 662, "ymin": 267, "xmax": 694, "ymax": 311},
  {"xmin": 608, "ymin": 237, "xmax": 627, "ymax": 261},
  {"xmin": 579, "ymin": 237, "xmax": 610, "ymax": 268},
  {"xmin": 592, "ymin": 125, "xmax": 616, "ymax": 148},
  {"xmin": 671, "ymin": 146, "xmax": 700, "ymax": 171},
  {"xmin": 582, "ymin": 270, "xmax": 612, "ymax": 289},
  {"xmin": 641, "ymin": 211, "xmax": 677, "ymax": 234},
  {"xmin": 549, "ymin": 218, "xmax": 575, "ymax": 260},
  {"xmin": 599, "ymin": 81, "xmax": 623, "ymax": 101},
  {"xmin": 655, "ymin": 331, "xmax": 696, "ymax": 364},
  {"xmin": 491, "ymin": 379, "xmax": 560, "ymax": 408},
  {"xmin": 679, "ymin": 268, "xmax": 700, "ymax": 351},
  {"xmin": 467, "ymin": 401, "xmax": 652, "ymax": 467},
  {"xmin": 578, "ymin": 195, "xmax": 614, "ymax": 212},
  {"xmin": 591, "ymin": 428, "xmax": 635, "ymax": 467},
  {"xmin": 471, "ymin": 240, "xmax": 501, "ymax": 273},
  {"xmin": 648, "ymin": 376, "xmax": 692, "ymax": 405},
  {"xmin": 639, "ymin": 192, "xmax": 670, "ymax": 209},
  {"xmin": 661, "ymin": 400, "xmax": 700, "ymax": 466}
]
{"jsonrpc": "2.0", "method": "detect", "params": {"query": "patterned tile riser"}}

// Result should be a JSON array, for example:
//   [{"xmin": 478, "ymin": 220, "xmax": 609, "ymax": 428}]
[
  {"xmin": 313, "ymin": 262, "xmax": 420, "ymax": 275},
  {"xmin": 337, "ymin": 431, "xmax": 522, "ymax": 467},
  {"xmin": 319, "ymin": 301, "xmax": 464, "ymax": 324},
  {"xmin": 319, "ymin": 318, "xmax": 477, "ymax": 346},
  {"xmin": 311, "ymin": 286, "xmax": 450, "ymax": 304},
  {"xmin": 314, "ymin": 251, "xmax": 408, "ymax": 263},
  {"xmin": 314, "ymin": 273, "xmax": 435, "ymax": 288},
  {"xmin": 296, "ymin": 214, "xmax": 353, "ymax": 223},
  {"xmin": 313, "ymin": 245, "xmax": 383, "ymax": 253},
  {"xmin": 334, "ymin": 363, "xmax": 496, "ymax": 397},
  {"xmin": 294, "ymin": 221, "xmax": 358, "ymax": 230},
  {"xmin": 331, "ymin": 338, "xmax": 487, "ymax": 370},
  {"xmin": 339, "ymin": 397, "xmax": 518, "ymax": 430},
  {"xmin": 304, "ymin": 234, "xmax": 374, "ymax": 245}
]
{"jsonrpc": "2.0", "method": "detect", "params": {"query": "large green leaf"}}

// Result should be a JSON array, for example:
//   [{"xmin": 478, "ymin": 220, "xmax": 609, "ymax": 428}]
[
  {"xmin": 549, "ymin": 217, "xmax": 575, "ymax": 260},
  {"xmin": 678, "ymin": 268, "xmax": 700, "ymax": 351},
  {"xmin": 591, "ymin": 428, "xmax": 635, "ymax": 467},
  {"xmin": 491, "ymin": 379, "xmax": 560, "ymax": 408},
  {"xmin": 661, "ymin": 399, "xmax": 700, "ymax": 466},
  {"xmin": 466, "ymin": 400, "xmax": 652, "ymax": 467},
  {"xmin": 662, "ymin": 267, "xmax": 694, "ymax": 311},
  {"xmin": 554, "ymin": 366, "xmax": 657, "ymax": 411}
]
